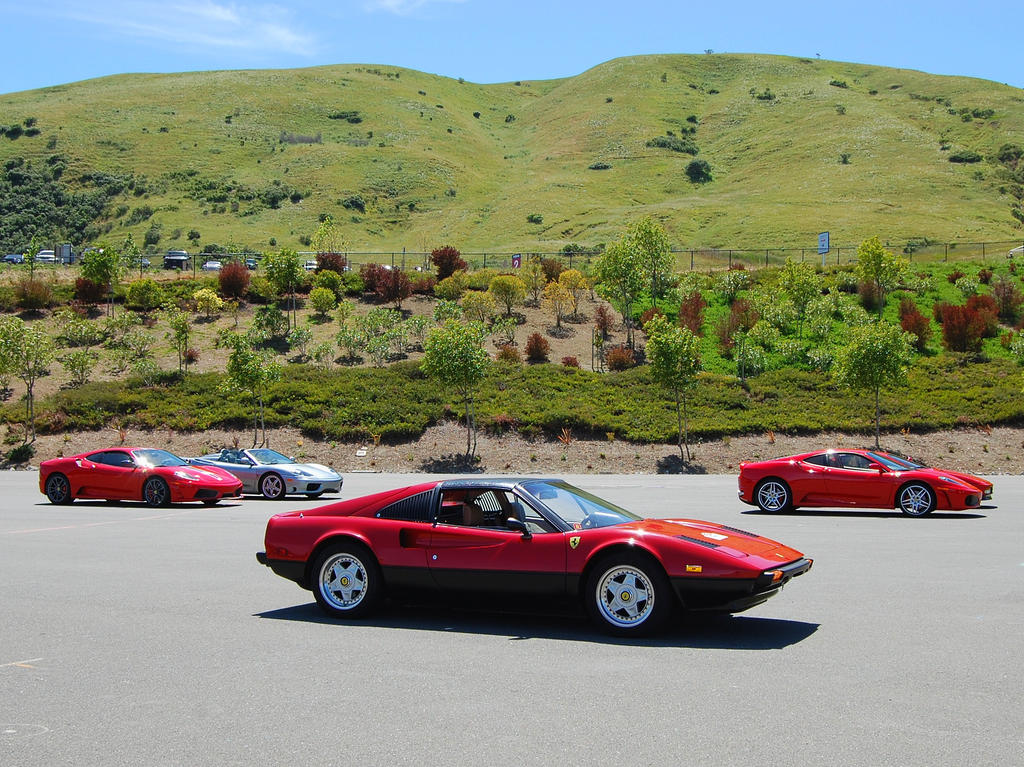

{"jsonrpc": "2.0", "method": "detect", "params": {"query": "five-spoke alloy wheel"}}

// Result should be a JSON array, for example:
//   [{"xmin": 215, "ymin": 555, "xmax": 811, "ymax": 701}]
[
  {"xmin": 585, "ymin": 554, "xmax": 672, "ymax": 636},
  {"xmin": 260, "ymin": 473, "xmax": 285, "ymax": 500},
  {"xmin": 754, "ymin": 478, "xmax": 791, "ymax": 513},
  {"xmin": 898, "ymin": 482, "xmax": 935, "ymax": 516},
  {"xmin": 312, "ymin": 544, "xmax": 382, "ymax": 618}
]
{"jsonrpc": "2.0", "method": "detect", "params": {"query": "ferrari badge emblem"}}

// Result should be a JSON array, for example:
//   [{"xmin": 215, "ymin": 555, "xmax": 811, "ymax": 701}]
[{"xmin": 569, "ymin": 536, "xmax": 581, "ymax": 550}]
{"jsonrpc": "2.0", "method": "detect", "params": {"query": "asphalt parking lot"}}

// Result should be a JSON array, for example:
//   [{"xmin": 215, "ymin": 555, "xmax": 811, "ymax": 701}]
[{"xmin": 2, "ymin": 471, "xmax": 1021, "ymax": 766}]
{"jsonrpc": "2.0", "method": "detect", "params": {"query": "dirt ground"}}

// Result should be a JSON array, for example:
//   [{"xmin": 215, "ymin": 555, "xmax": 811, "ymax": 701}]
[{"xmin": 20, "ymin": 420, "xmax": 1021, "ymax": 476}]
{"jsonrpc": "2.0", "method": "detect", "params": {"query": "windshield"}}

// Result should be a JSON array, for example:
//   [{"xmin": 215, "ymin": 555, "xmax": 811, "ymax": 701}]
[
  {"xmin": 520, "ymin": 480, "xmax": 640, "ymax": 529},
  {"xmin": 869, "ymin": 451, "xmax": 925, "ymax": 470},
  {"xmin": 248, "ymin": 449, "xmax": 292, "ymax": 465},
  {"xmin": 133, "ymin": 449, "xmax": 187, "ymax": 468}
]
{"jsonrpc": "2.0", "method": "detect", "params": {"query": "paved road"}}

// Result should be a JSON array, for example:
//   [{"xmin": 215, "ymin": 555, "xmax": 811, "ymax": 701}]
[{"xmin": 1, "ymin": 471, "xmax": 1021, "ymax": 766}]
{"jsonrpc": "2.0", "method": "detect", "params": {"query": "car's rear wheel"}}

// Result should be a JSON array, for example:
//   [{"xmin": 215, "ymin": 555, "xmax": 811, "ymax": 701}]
[
  {"xmin": 898, "ymin": 482, "xmax": 935, "ymax": 516},
  {"xmin": 45, "ymin": 473, "xmax": 73, "ymax": 505},
  {"xmin": 312, "ymin": 543, "xmax": 382, "ymax": 618},
  {"xmin": 260, "ymin": 473, "xmax": 285, "ymax": 500},
  {"xmin": 585, "ymin": 553, "xmax": 673, "ymax": 636},
  {"xmin": 143, "ymin": 477, "xmax": 170, "ymax": 507},
  {"xmin": 754, "ymin": 478, "xmax": 792, "ymax": 512}
]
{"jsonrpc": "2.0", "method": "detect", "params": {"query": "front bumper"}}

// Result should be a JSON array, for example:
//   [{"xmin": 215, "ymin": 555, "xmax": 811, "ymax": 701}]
[{"xmin": 671, "ymin": 557, "xmax": 813, "ymax": 613}]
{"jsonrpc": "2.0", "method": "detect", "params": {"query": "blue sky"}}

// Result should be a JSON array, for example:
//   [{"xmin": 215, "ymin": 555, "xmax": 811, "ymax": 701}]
[{"xmin": 1, "ymin": 0, "xmax": 1020, "ymax": 95}]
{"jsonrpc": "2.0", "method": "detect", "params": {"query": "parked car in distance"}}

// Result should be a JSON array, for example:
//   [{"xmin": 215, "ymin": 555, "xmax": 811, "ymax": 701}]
[
  {"xmin": 738, "ymin": 448, "xmax": 993, "ymax": 516},
  {"xmin": 303, "ymin": 259, "xmax": 318, "ymax": 271},
  {"xmin": 3, "ymin": 254, "xmax": 24, "ymax": 264},
  {"xmin": 40, "ymin": 447, "xmax": 243, "ymax": 507},
  {"xmin": 201, "ymin": 260, "xmax": 223, "ymax": 271},
  {"xmin": 34, "ymin": 249, "xmax": 56, "ymax": 263},
  {"xmin": 163, "ymin": 250, "xmax": 190, "ymax": 269},
  {"xmin": 190, "ymin": 448, "xmax": 342, "ymax": 499},
  {"xmin": 245, "ymin": 257, "xmax": 259, "ymax": 270},
  {"xmin": 134, "ymin": 257, "xmax": 151, "ymax": 269},
  {"xmin": 257, "ymin": 478, "xmax": 812, "ymax": 635}
]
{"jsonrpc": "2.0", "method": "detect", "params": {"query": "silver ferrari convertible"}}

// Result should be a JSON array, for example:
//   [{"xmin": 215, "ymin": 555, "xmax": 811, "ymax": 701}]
[{"xmin": 190, "ymin": 448, "xmax": 343, "ymax": 499}]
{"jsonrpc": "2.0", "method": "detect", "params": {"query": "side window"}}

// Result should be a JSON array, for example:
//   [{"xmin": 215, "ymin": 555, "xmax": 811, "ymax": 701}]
[
  {"xmin": 436, "ymin": 488, "xmax": 555, "ymax": 532},
  {"xmin": 376, "ymin": 491, "xmax": 433, "ymax": 522},
  {"xmin": 512, "ymin": 494, "xmax": 558, "ymax": 534},
  {"xmin": 92, "ymin": 451, "xmax": 128, "ymax": 467},
  {"xmin": 803, "ymin": 454, "xmax": 829, "ymax": 467},
  {"xmin": 838, "ymin": 453, "xmax": 872, "ymax": 470}
]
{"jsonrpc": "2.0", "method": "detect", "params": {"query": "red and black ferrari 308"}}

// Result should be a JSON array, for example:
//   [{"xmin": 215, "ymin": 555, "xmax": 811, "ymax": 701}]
[
  {"xmin": 738, "ymin": 448, "xmax": 993, "ymax": 516},
  {"xmin": 257, "ymin": 478, "xmax": 812, "ymax": 635},
  {"xmin": 39, "ymin": 447, "xmax": 243, "ymax": 507}
]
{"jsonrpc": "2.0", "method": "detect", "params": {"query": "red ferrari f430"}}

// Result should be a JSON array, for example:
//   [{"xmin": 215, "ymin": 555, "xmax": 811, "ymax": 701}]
[
  {"xmin": 257, "ymin": 478, "xmax": 812, "ymax": 635},
  {"xmin": 738, "ymin": 448, "xmax": 993, "ymax": 516}
]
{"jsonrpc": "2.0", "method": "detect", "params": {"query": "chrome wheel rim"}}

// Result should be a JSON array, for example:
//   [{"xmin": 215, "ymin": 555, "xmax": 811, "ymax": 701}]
[
  {"xmin": 261, "ymin": 475, "xmax": 283, "ymax": 498},
  {"xmin": 144, "ymin": 479, "xmax": 168, "ymax": 505},
  {"xmin": 757, "ymin": 481, "xmax": 788, "ymax": 511},
  {"xmin": 46, "ymin": 475, "xmax": 69, "ymax": 502},
  {"xmin": 596, "ymin": 565, "xmax": 654, "ymax": 628},
  {"xmin": 900, "ymin": 485, "xmax": 932, "ymax": 515},
  {"xmin": 319, "ymin": 553, "xmax": 368, "ymax": 611}
]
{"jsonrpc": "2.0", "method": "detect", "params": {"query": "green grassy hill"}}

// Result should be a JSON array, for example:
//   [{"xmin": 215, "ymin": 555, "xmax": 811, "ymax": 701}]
[{"xmin": 1, "ymin": 54, "xmax": 1022, "ymax": 255}]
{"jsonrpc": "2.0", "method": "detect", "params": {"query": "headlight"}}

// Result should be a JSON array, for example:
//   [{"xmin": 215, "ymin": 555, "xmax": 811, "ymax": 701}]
[
  {"xmin": 173, "ymin": 470, "xmax": 203, "ymax": 481},
  {"xmin": 290, "ymin": 469, "xmax": 314, "ymax": 478},
  {"xmin": 938, "ymin": 476, "xmax": 967, "ymax": 487}
]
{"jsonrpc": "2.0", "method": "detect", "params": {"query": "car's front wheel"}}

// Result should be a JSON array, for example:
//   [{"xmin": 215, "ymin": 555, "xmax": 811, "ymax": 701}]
[
  {"xmin": 312, "ymin": 543, "xmax": 382, "ymax": 618},
  {"xmin": 260, "ymin": 473, "xmax": 285, "ymax": 500},
  {"xmin": 45, "ymin": 473, "xmax": 73, "ymax": 505},
  {"xmin": 585, "ymin": 553, "xmax": 673, "ymax": 636},
  {"xmin": 754, "ymin": 478, "xmax": 792, "ymax": 512},
  {"xmin": 143, "ymin": 477, "xmax": 170, "ymax": 507},
  {"xmin": 898, "ymin": 482, "xmax": 935, "ymax": 516}
]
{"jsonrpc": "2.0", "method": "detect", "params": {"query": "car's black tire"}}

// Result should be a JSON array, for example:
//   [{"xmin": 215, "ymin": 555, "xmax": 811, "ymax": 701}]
[
  {"xmin": 260, "ymin": 473, "xmax": 285, "ymax": 500},
  {"xmin": 44, "ymin": 473, "xmax": 73, "ymax": 505},
  {"xmin": 754, "ymin": 478, "xmax": 792, "ymax": 513},
  {"xmin": 584, "ymin": 552, "xmax": 674, "ymax": 636},
  {"xmin": 311, "ymin": 543, "xmax": 382, "ymax": 619},
  {"xmin": 897, "ymin": 482, "xmax": 936, "ymax": 516},
  {"xmin": 142, "ymin": 477, "xmax": 171, "ymax": 507}
]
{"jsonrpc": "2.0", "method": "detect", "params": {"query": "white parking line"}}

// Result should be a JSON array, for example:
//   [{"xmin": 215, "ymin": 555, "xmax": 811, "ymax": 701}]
[{"xmin": 0, "ymin": 658, "xmax": 43, "ymax": 669}]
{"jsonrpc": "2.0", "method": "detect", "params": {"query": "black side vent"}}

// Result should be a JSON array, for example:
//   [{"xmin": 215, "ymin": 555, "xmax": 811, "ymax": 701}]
[
  {"xmin": 717, "ymin": 524, "xmax": 756, "ymax": 537},
  {"xmin": 676, "ymin": 535, "xmax": 719, "ymax": 549},
  {"xmin": 377, "ymin": 491, "xmax": 433, "ymax": 522}
]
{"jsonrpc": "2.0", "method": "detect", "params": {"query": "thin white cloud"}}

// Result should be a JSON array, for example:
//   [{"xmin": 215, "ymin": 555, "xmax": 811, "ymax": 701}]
[
  {"xmin": 51, "ymin": 1, "xmax": 316, "ymax": 56},
  {"xmin": 363, "ymin": 0, "xmax": 467, "ymax": 16}
]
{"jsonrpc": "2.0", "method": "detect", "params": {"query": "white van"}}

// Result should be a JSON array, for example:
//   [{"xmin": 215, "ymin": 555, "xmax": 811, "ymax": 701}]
[{"xmin": 34, "ymin": 249, "xmax": 56, "ymax": 263}]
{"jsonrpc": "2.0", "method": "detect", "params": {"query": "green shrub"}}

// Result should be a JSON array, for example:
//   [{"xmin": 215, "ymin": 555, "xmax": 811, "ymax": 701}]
[
  {"xmin": 125, "ymin": 278, "xmax": 165, "ymax": 312},
  {"xmin": 949, "ymin": 151, "xmax": 982, "ymax": 163},
  {"xmin": 686, "ymin": 159, "xmax": 713, "ymax": 183},
  {"xmin": 645, "ymin": 135, "xmax": 698, "ymax": 154},
  {"xmin": 309, "ymin": 286, "xmax": 337, "ymax": 316}
]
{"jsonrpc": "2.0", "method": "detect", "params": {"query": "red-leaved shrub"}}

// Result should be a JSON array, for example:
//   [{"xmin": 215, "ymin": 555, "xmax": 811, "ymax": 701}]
[
  {"xmin": 524, "ymin": 332, "xmax": 550, "ymax": 362},
  {"xmin": 316, "ymin": 252, "xmax": 348, "ymax": 273},
  {"xmin": 430, "ymin": 246, "xmax": 467, "ymax": 281},
  {"xmin": 359, "ymin": 263, "xmax": 391, "ymax": 295},
  {"xmin": 74, "ymin": 277, "xmax": 106, "ymax": 305},
  {"xmin": 376, "ymin": 269, "xmax": 412, "ymax": 308},
  {"xmin": 678, "ymin": 290, "xmax": 706, "ymax": 335},
  {"xmin": 992, "ymin": 274, "xmax": 1024, "ymax": 323},
  {"xmin": 966, "ymin": 294, "xmax": 999, "ymax": 337},
  {"xmin": 561, "ymin": 355, "xmax": 580, "ymax": 368},
  {"xmin": 899, "ymin": 298, "xmax": 931, "ymax": 352},
  {"xmin": 218, "ymin": 261, "xmax": 251, "ymax": 299},
  {"xmin": 496, "ymin": 345, "xmax": 522, "ymax": 364},
  {"xmin": 940, "ymin": 304, "xmax": 986, "ymax": 353},
  {"xmin": 594, "ymin": 305, "xmax": 614, "ymax": 339},
  {"xmin": 605, "ymin": 345, "xmax": 635, "ymax": 371}
]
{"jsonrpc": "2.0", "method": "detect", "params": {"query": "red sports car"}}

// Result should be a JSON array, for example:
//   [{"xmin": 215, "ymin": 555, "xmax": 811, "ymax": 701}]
[
  {"xmin": 39, "ymin": 447, "xmax": 243, "ymax": 507},
  {"xmin": 738, "ymin": 448, "xmax": 993, "ymax": 516},
  {"xmin": 257, "ymin": 478, "xmax": 812, "ymax": 635}
]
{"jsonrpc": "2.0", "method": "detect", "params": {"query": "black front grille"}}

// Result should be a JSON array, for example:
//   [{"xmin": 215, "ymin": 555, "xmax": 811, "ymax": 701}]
[{"xmin": 194, "ymin": 488, "xmax": 217, "ymax": 499}]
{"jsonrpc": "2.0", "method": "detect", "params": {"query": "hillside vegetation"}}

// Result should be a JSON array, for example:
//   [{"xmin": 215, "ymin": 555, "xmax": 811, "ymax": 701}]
[{"xmin": 1, "ymin": 54, "xmax": 1023, "ymax": 256}]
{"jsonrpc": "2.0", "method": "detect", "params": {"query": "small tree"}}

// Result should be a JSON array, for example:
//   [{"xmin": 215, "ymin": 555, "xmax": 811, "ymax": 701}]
[
  {"xmin": 262, "ymin": 248, "xmax": 304, "ymax": 328},
  {"xmin": 309, "ymin": 286, "xmax": 338, "ymax": 318},
  {"xmin": 854, "ymin": 236, "xmax": 905, "ymax": 315},
  {"xmin": 193, "ymin": 288, "xmax": 224, "ymax": 319},
  {"xmin": 0, "ymin": 318, "xmax": 55, "ymax": 442},
  {"xmin": 80, "ymin": 243, "xmax": 128, "ymax": 317},
  {"xmin": 431, "ymin": 245, "xmax": 467, "ymax": 281},
  {"xmin": 125, "ymin": 278, "xmax": 165, "ymax": 314},
  {"xmin": 287, "ymin": 326, "xmax": 313, "ymax": 359},
  {"xmin": 221, "ymin": 332, "xmax": 282, "ymax": 447},
  {"xmin": 644, "ymin": 314, "xmax": 702, "ymax": 461},
  {"xmin": 61, "ymin": 349, "xmax": 98, "ymax": 387},
  {"xmin": 488, "ymin": 274, "xmax": 527, "ymax": 316},
  {"xmin": 421, "ymin": 320, "xmax": 490, "ymax": 456},
  {"xmin": 377, "ymin": 268, "xmax": 412, "ymax": 309},
  {"xmin": 779, "ymin": 257, "xmax": 820, "ymax": 337},
  {"xmin": 311, "ymin": 215, "xmax": 348, "ymax": 262},
  {"xmin": 219, "ymin": 261, "xmax": 251, "ymax": 299},
  {"xmin": 462, "ymin": 290, "xmax": 497, "ymax": 324},
  {"xmin": 626, "ymin": 217, "xmax": 673, "ymax": 309},
  {"xmin": 542, "ymin": 280, "xmax": 573, "ymax": 329},
  {"xmin": 832, "ymin": 321, "xmax": 914, "ymax": 448},
  {"xmin": 594, "ymin": 238, "xmax": 644, "ymax": 346},
  {"xmin": 162, "ymin": 306, "xmax": 192, "ymax": 375},
  {"xmin": 557, "ymin": 269, "xmax": 588, "ymax": 316},
  {"xmin": 522, "ymin": 255, "xmax": 546, "ymax": 305}
]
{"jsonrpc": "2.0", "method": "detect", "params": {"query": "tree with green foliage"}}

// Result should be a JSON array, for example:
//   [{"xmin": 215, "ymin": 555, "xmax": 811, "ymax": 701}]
[
  {"xmin": 193, "ymin": 288, "xmax": 224, "ymax": 319},
  {"xmin": 81, "ymin": 242, "xmax": 128, "ymax": 317},
  {"xmin": 311, "ymin": 214, "xmax": 347, "ymax": 258},
  {"xmin": 542, "ymin": 280, "xmax": 573, "ymax": 329},
  {"xmin": 125, "ymin": 278, "xmax": 165, "ymax": 313},
  {"xmin": 644, "ymin": 314, "xmax": 702, "ymax": 460},
  {"xmin": 488, "ymin": 274, "xmax": 527, "ymax": 316},
  {"xmin": 0, "ymin": 318, "xmax": 56, "ymax": 441},
  {"xmin": 779, "ymin": 257, "xmax": 821, "ymax": 337},
  {"xmin": 594, "ymin": 238, "xmax": 644, "ymax": 346},
  {"xmin": 421, "ymin": 320, "xmax": 490, "ymax": 457},
  {"xmin": 522, "ymin": 255, "xmax": 546, "ymax": 305},
  {"xmin": 855, "ymin": 236, "xmax": 905, "ymax": 315},
  {"xmin": 61, "ymin": 348, "xmax": 98, "ymax": 387},
  {"xmin": 162, "ymin": 306, "xmax": 192, "ymax": 375},
  {"xmin": 221, "ymin": 331, "xmax": 282, "ymax": 447},
  {"xmin": 832, "ymin": 321, "xmax": 914, "ymax": 448},
  {"xmin": 626, "ymin": 217, "xmax": 673, "ymax": 309},
  {"xmin": 462, "ymin": 290, "xmax": 497, "ymax": 324},
  {"xmin": 262, "ymin": 248, "xmax": 304, "ymax": 328},
  {"xmin": 309, "ymin": 286, "xmax": 338, "ymax": 318}
]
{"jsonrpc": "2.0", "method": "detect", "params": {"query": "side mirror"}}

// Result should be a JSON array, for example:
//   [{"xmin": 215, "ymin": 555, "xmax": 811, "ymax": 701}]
[{"xmin": 505, "ymin": 517, "xmax": 532, "ymax": 539}]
